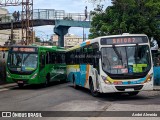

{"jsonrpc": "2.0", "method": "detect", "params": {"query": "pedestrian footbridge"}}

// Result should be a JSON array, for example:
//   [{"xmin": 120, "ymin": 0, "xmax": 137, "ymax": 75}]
[{"xmin": 0, "ymin": 9, "xmax": 91, "ymax": 46}]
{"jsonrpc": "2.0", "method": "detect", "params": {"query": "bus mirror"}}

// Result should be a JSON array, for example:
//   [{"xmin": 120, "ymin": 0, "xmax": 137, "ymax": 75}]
[
  {"xmin": 150, "ymin": 42, "xmax": 154, "ymax": 47},
  {"xmin": 97, "ymin": 51, "xmax": 101, "ymax": 58},
  {"xmin": 3, "ymin": 52, "xmax": 5, "ymax": 58}
]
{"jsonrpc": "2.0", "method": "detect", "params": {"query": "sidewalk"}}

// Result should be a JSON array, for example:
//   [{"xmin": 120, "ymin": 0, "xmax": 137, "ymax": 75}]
[
  {"xmin": 0, "ymin": 83, "xmax": 17, "ymax": 89},
  {"xmin": 153, "ymin": 85, "xmax": 160, "ymax": 91}
]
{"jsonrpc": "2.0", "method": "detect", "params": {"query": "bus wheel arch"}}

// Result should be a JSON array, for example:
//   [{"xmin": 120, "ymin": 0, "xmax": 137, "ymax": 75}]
[{"xmin": 89, "ymin": 76, "xmax": 100, "ymax": 97}]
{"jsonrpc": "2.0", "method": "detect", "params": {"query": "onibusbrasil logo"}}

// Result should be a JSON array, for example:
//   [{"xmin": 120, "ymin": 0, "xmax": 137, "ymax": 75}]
[{"xmin": 2, "ymin": 112, "xmax": 42, "ymax": 118}]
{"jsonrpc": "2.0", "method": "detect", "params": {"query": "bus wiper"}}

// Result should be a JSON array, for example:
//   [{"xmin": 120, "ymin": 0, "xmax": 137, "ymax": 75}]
[{"xmin": 113, "ymin": 45, "xmax": 122, "ymax": 60}]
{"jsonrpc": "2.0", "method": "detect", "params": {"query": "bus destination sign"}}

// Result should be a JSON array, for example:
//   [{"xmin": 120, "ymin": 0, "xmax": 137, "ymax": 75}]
[
  {"xmin": 12, "ymin": 47, "xmax": 37, "ymax": 52},
  {"xmin": 101, "ymin": 36, "xmax": 148, "ymax": 45}
]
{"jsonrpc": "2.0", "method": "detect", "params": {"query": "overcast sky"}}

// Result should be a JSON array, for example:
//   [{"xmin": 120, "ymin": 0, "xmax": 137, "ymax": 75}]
[{"xmin": 6, "ymin": 0, "xmax": 112, "ymax": 40}]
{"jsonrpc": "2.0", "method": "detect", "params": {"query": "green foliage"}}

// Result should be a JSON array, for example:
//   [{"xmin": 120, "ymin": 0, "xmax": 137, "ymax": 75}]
[
  {"xmin": 89, "ymin": 0, "xmax": 160, "ymax": 41},
  {"xmin": 35, "ymin": 37, "xmax": 41, "ymax": 42}
]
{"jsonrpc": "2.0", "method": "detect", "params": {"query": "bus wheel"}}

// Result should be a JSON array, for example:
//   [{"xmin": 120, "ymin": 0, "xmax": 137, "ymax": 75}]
[
  {"xmin": 18, "ymin": 83, "xmax": 24, "ymax": 88},
  {"xmin": 89, "ymin": 80, "xmax": 99, "ymax": 97},
  {"xmin": 128, "ymin": 91, "xmax": 139, "ymax": 96},
  {"xmin": 73, "ymin": 75, "xmax": 77, "ymax": 89}
]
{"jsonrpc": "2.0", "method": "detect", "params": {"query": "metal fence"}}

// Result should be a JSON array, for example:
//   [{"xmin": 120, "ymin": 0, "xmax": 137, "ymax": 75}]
[{"xmin": 0, "ymin": 9, "xmax": 92, "ymax": 23}]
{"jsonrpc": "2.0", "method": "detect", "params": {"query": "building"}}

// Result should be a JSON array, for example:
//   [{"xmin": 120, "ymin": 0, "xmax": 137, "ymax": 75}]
[
  {"xmin": 0, "ymin": 8, "xmax": 9, "ymax": 45},
  {"xmin": 51, "ymin": 33, "xmax": 84, "ymax": 48},
  {"xmin": 0, "ymin": 29, "xmax": 35, "ymax": 46},
  {"xmin": 0, "ymin": 8, "xmax": 35, "ymax": 45},
  {"xmin": 51, "ymin": 34, "xmax": 59, "ymax": 46},
  {"xmin": 0, "ymin": 7, "xmax": 11, "ymax": 23},
  {"xmin": 64, "ymin": 34, "xmax": 83, "ymax": 48}
]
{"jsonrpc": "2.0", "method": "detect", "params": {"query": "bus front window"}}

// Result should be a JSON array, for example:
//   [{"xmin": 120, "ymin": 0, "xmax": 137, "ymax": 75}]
[
  {"xmin": 101, "ymin": 45, "xmax": 151, "ymax": 78},
  {"xmin": 8, "ymin": 53, "xmax": 38, "ymax": 72}
]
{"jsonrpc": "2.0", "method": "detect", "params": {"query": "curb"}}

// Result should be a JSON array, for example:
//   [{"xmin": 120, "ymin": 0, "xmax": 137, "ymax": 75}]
[
  {"xmin": 153, "ymin": 88, "xmax": 160, "ymax": 91},
  {"xmin": 0, "ymin": 83, "xmax": 17, "ymax": 89}
]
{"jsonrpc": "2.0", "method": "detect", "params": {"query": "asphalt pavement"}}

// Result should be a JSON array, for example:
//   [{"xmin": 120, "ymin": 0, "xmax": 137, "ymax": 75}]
[{"xmin": 0, "ymin": 82, "xmax": 160, "ymax": 120}]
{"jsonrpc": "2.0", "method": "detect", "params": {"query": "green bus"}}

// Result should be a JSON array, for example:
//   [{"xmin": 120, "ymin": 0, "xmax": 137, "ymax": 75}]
[{"xmin": 6, "ymin": 45, "xmax": 66, "ymax": 87}]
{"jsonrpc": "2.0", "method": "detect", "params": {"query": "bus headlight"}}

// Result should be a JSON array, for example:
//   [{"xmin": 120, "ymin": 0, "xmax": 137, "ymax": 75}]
[
  {"xmin": 6, "ymin": 72, "xmax": 11, "ymax": 78},
  {"xmin": 146, "ymin": 73, "xmax": 153, "ymax": 82},
  {"xmin": 31, "ymin": 73, "xmax": 37, "ymax": 79},
  {"xmin": 101, "ymin": 75, "xmax": 111, "ymax": 84}
]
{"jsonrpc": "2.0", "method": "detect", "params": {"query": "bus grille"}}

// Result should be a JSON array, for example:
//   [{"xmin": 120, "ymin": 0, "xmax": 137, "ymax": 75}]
[
  {"xmin": 115, "ymin": 85, "xmax": 143, "ymax": 91},
  {"xmin": 12, "ymin": 79, "xmax": 28, "ymax": 84}
]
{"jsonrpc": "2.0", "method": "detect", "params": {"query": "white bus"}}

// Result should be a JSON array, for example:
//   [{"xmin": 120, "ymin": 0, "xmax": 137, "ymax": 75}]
[{"xmin": 66, "ymin": 33, "xmax": 153, "ymax": 97}]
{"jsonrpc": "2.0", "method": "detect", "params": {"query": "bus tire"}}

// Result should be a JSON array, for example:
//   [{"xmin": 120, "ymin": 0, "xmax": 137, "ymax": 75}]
[
  {"xmin": 18, "ymin": 83, "xmax": 24, "ymax": 88},
  {"xmin": 128, "ymin": 91, "xmax": 139, "ymax": 96},
  {"xmin": 89, "ymin": 79, "xmax": 100, "ymax": 97},
  {"xmin": 73, "ymin": 75, "xmax": 77, "ymax": 89}
]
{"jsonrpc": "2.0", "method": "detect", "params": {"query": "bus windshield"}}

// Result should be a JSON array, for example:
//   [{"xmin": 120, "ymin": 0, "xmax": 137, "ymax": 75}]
[
  {"xmin": 101, "ymin": 45, "xmax": 151, "ymax": 78},
  {"xmin": 7, "ymin": 52, "xmax": 38, "ymax": 72}
]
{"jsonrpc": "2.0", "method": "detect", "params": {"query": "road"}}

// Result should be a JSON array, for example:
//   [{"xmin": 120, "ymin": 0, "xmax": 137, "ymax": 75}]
[{"xmin": 0, "ymin": 81, "xmax": 160, "ymax": 120}]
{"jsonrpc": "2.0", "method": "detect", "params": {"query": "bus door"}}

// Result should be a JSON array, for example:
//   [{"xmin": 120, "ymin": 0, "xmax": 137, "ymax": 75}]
[
  {"xmin": 47, "ymin": 52, "xmax": 62, "ymax": 81},
  {"xmin": 39, "ymin": 52, "xmax": 46, "ymax": 81},
  {"xmin": 53, "ymin": 52, "xmax": 66, "ymax": 81}
]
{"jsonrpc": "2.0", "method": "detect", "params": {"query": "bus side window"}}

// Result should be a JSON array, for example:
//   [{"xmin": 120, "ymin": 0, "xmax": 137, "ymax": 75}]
[
  {"xmin": 68, "ymin": 51, "xmax": 74, "ymax": 64},
  {"xmin": 84, "ymin": 46, "xmax": 88, "ymax": 64},
  {"xmin": 48, "ymin": 52, "xmax": 52, "ymax": 64},
  {"xmin": 46, "ymin": 52, "xmax": 49, "ymax": 64},
  {"xmin": 40, "ymin": 54, "xmax": 45, "ymax": 67},
  {"xmin": 53, "ymin": 53, "xmax": 55, "ymax": 64},
  {"xmin": 92, "ymin": 43, "xmax": 99, "ymax": 69},
  {"xmin": 76, "ymin": 49, "xmax": 80, "ymax": 64},
  {"xmin": 61, "ymin": 53, "xmax": 65, "ymax": 63},
  {"xmin": 87, "ymin": 45, "xmax": 93, "ymax": 64},
  {"xmin": 56, "ymin": 54, "xmax": 60, "ymax": 63},
  {"xmin": 80, "ymin": 47, "xmax": 84, "ymax": 64},
  {"xmin": 66, "ymin": 52, "xmax": 69, "ymax": 64},
  {"xmin": 52, "ymin": 53, "xmax": 57, "ymax": 64}
]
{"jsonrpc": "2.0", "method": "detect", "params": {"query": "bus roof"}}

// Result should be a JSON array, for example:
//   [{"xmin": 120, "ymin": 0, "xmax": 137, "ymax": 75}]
[
  {"xmin": 9, "ymin": 45, "xmax": 65, "ymax": 52},
  {"xmin": 66, "ymin": 33, "xmax": 148, "ymax": 52},
  {"xmin": 95, "ymin": 33, "xmax": 147, "ymax": 39}
]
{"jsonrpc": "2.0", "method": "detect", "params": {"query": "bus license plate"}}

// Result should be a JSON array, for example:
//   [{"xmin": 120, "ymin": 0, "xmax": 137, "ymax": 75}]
[
  {"xmin": 17, "ymin": 81, "xmax": 23, "ymax": 84},
  {"xmin": 125, "ymin": 88, "xmax": 134, "ymax": 91}
]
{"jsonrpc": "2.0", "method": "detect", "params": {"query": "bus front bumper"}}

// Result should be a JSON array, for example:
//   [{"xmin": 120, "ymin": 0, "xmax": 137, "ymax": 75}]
[
  {"xmin": 100, "ymin": 81, "xmax": 153, "ymax": 93},
  {"xmin": 6, "ymin": 77, "xmax": 43, "ymax": 85}
]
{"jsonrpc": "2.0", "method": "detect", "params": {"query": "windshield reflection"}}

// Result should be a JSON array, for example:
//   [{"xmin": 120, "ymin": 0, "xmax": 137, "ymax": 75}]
[
  {"xmin": 101, "ymin": 45, "xmax": 151, "ymax": 75},
  {"xmin": 8, "ymin": 53, "xmax": 38, "ymax": 72}
]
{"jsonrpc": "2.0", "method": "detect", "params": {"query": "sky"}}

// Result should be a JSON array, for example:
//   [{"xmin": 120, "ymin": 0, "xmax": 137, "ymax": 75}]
[{"xmin": 6, "ymin": 0, "xmax": 112, "ymax": 40}]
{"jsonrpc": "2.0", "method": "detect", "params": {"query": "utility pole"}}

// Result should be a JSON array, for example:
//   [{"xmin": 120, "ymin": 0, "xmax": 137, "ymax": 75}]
[{"xmin": 10, "ymin": 20, "xmax": 14, "ymax": 45}]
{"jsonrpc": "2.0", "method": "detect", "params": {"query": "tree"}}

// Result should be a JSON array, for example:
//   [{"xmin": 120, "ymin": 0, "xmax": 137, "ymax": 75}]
[
  {"xmin": 89, "ymin": 0, "xmax": 160, "ymax": 41},
  {"xmin": 35, "ymin": 37, "xmax": 41, "ymax": 42}
]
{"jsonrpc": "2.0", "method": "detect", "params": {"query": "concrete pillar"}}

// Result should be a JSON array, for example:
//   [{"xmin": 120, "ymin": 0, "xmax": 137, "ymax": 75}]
[{"xmin": 54, "ymin": 26, "xmax": 70, "ymax": 47}]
